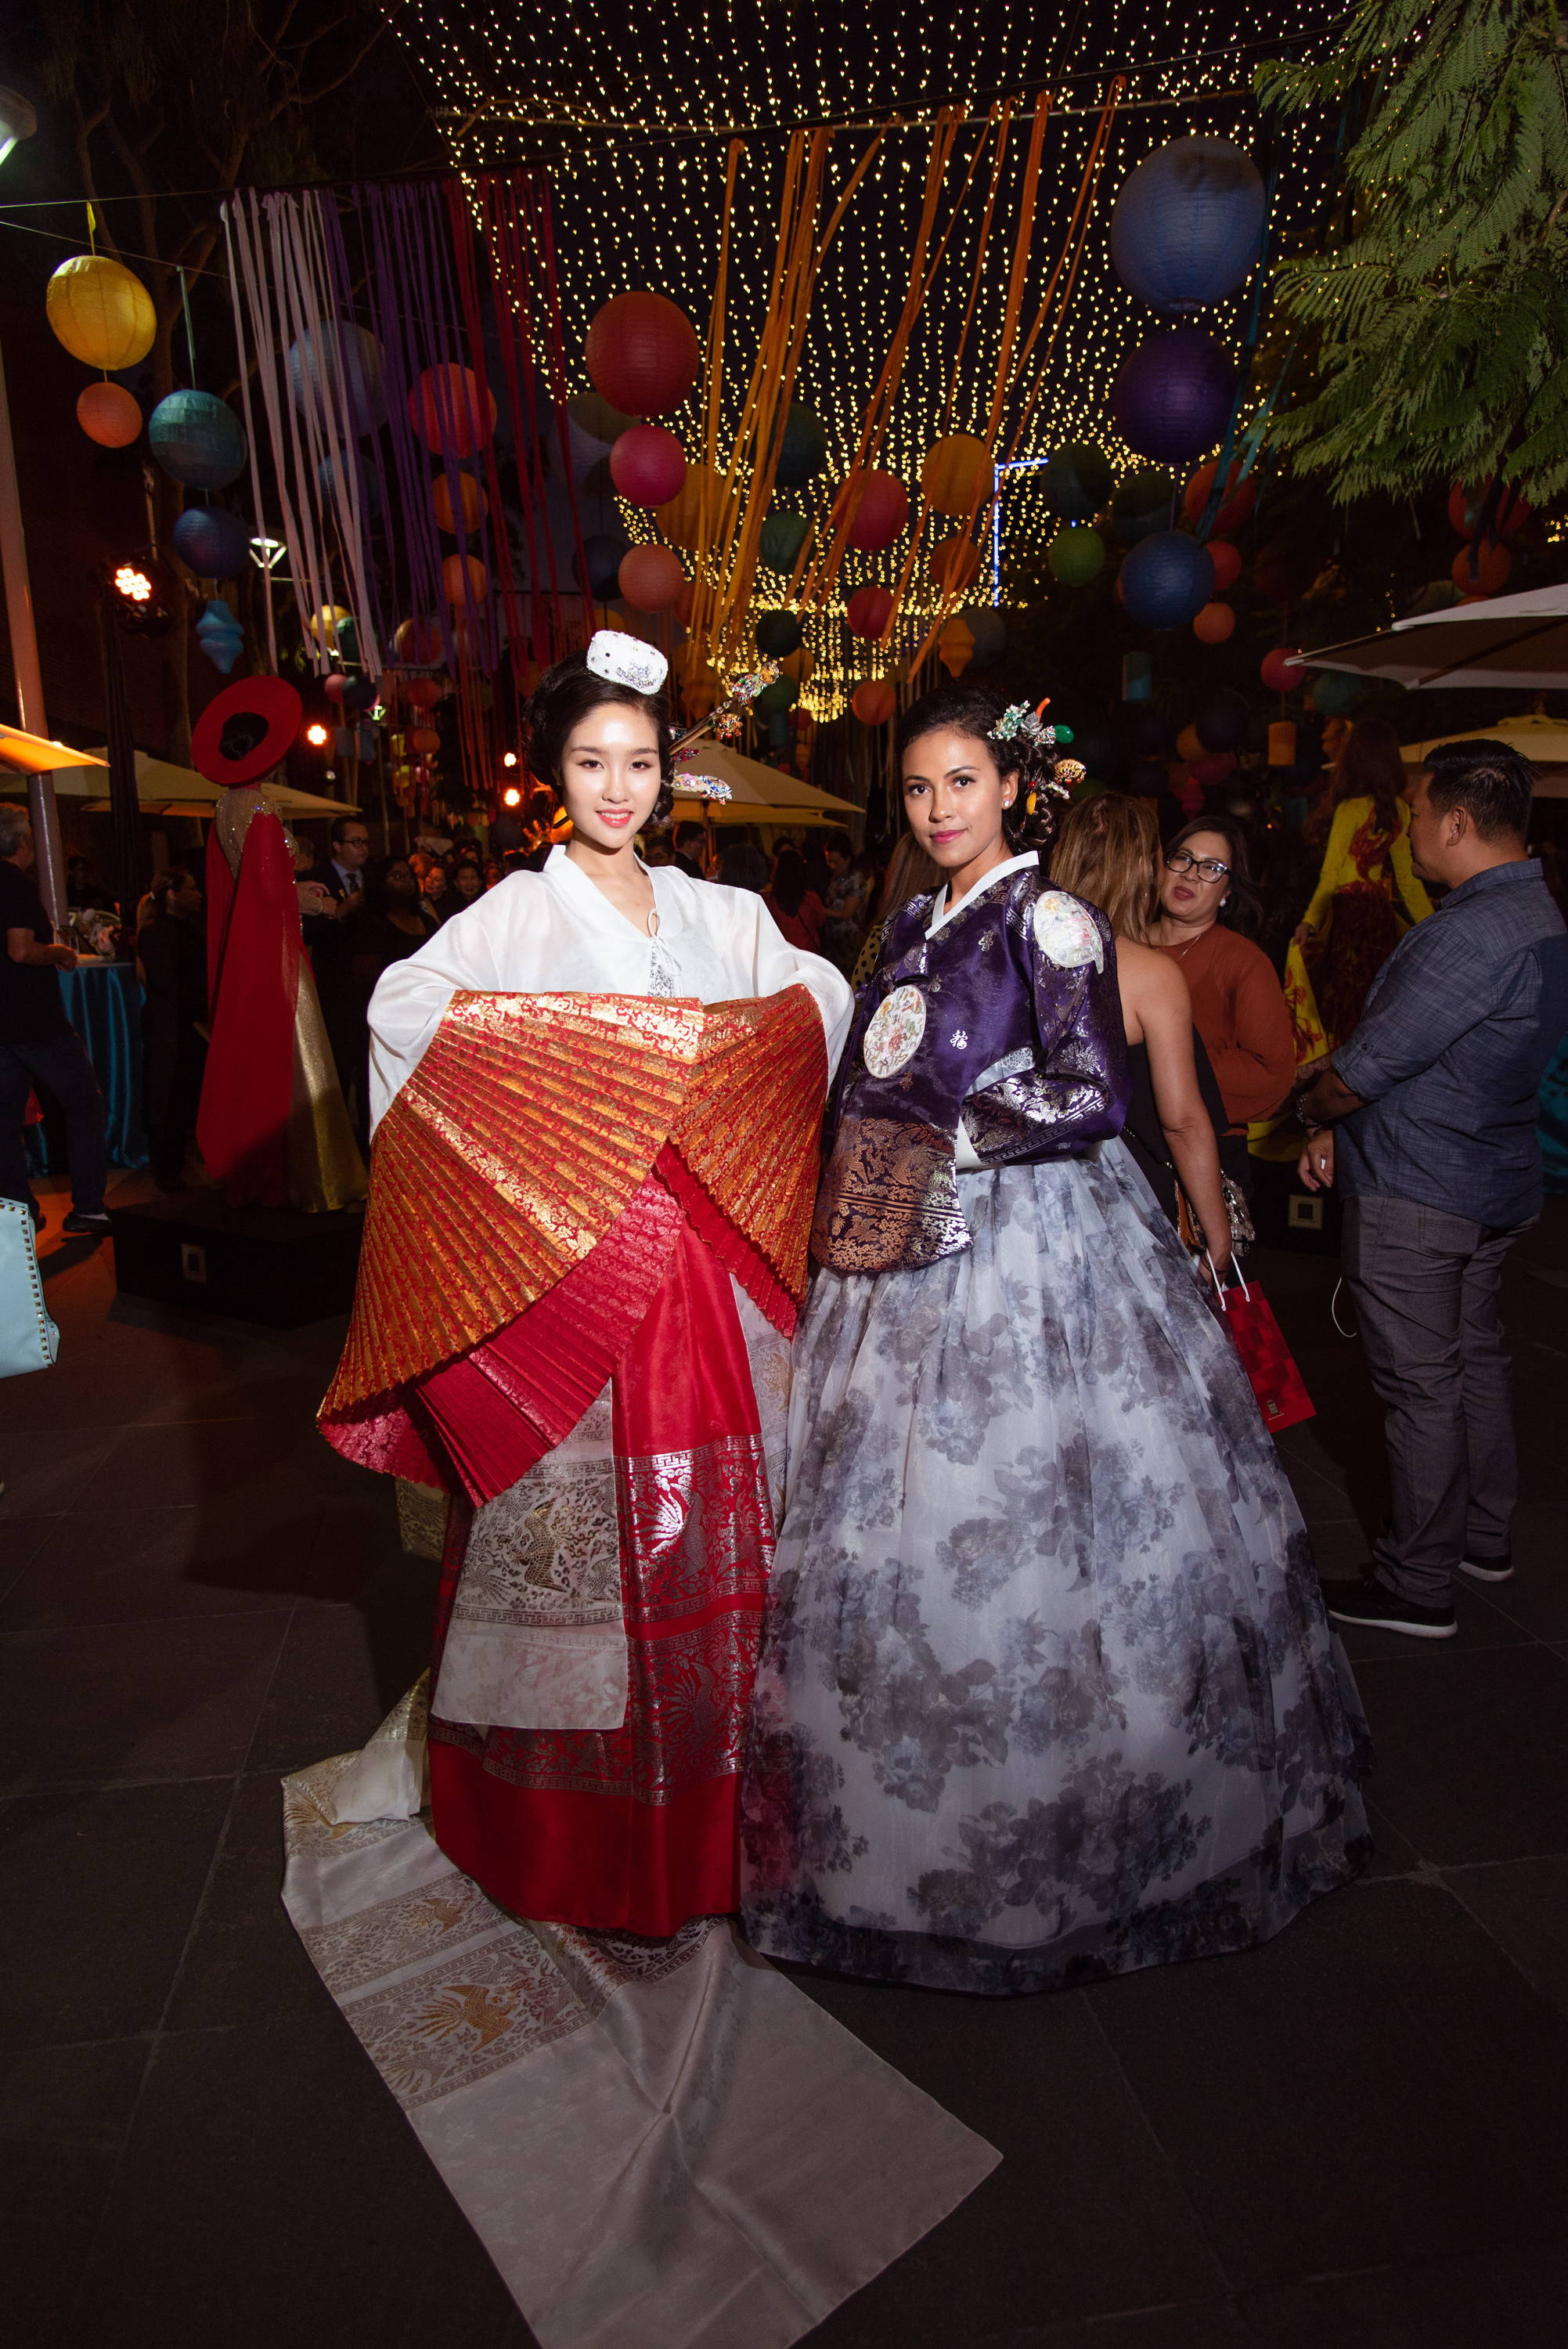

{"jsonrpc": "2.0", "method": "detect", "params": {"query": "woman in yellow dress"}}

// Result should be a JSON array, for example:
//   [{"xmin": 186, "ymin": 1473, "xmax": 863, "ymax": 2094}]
[{"xmin": 1285, "ymin": 716, "xmax": 1433, "ymax": 1067}]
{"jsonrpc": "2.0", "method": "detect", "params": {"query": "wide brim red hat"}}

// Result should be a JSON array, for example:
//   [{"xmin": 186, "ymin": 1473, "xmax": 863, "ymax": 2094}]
[{"xmin": 190, "ymin": 675, "xmax": 303, "ymax": 788}]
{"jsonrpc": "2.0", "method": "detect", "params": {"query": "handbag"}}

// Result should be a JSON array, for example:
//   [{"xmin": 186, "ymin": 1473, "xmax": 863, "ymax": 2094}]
[
  {"xmin": 1206, "ymin": 1257, "xmax": 1314, "ymax": 1433},
  {"xmin": 1176, "ymin": 1173, "xmax": 1255, "ymax": 1260},
  {"xmin": 0, "ymin": 1197, "xmax": 59, "ymax": 1380}
]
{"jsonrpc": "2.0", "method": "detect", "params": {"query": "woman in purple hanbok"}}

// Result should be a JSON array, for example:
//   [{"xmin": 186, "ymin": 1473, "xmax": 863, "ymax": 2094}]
[{"xmin": 741, "ymin": 688, "xmax": 1370, "ymax": 1997}]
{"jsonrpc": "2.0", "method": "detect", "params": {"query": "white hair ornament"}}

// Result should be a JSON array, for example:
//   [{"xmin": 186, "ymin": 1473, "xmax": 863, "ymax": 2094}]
[{"xmin": 586, "ymin": 630, "xmax": 669, "ymax": 695}]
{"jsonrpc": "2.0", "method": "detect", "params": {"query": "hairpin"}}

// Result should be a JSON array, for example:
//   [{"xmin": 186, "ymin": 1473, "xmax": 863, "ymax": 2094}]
[
  {"xmin": 586, "ymin": 630, "xmax": 669, "ymax": 695},
  {"xmin": 671, "ymin": 772, "xmax": 734, "ymax": 803},
  {"xmin": 671, "ymin": 657, "xmax": 781, "ymax": 753},
  {"xmin": 992, "ymin": 699, "xmax": 1054, "ymax": 754}
]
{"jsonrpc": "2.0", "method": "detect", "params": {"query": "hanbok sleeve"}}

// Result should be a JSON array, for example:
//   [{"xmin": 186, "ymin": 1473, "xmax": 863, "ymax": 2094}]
[
  {"xmin": 730, "ymin": 887, "xmax": 856, "ymax": 1075},
  {"xmin": 366, "ymin": 893, "xmax": 509, "ymax": 1131},
  {"xmin": 963, "ymin": 889, "xmax": 1128, "ymax": 1164}
]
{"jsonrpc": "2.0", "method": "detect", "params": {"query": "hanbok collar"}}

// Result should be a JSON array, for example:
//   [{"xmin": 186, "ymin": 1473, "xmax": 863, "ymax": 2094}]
[
  {"xmin": 926, "ymin": 850, "xmax": 1038, "ymax": 939},
  {"xmin": 544, "ymin": 843, "xmax": 658, "ymax": 940}
]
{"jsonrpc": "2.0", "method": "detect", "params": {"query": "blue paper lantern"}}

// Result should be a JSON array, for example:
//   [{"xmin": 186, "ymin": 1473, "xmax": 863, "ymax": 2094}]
[
  {"xmin": 1310, "ymin": 669, "xmax": 1368, "ymax": 717},
  {"xmin": 759, "ymin": 508, "xmax": 809, "ymax": 572},
  {"xmin": 579, "ymin": 529, "xmax": 629, "ymax": 599},
  {"xmin": 1116, "ymin": 531, "xmax": 1216, "ymax": 629},
  {"xmin": 171, "ymin": 505, "xmax": 250, "ymax": 579},
  {"xmin": 317, "ymin": 452, "xmax": 382, "ymax": 521},
  {"xmin": 1112, "ymin": 330, "xmax": 1236, "ymax": 466},
  {"xmin": 287, "ymin": 321, "xmax": 386, "ymax": 435},
  {"xmin": 755, "ymin": 608, "xmax": 803, "ymax": 658},
  {"xmin": 1043, "ymin": 442, "xmax": 1115, "ymax": 521},
  {"xmin": 195, "ymin": 597, "xmax": 245, "ymax": 675},
  {"xmin": 1110, "ymin": 466, "xmax": 1175, "ymax": 547},
  {"xmin": 149, "ymin": 391, "xmax": 247, "ymax": 489},
  {"xmin": 775, "ymin": 404, "xmax": 828, "ymax": 488},
  {"xmin": 1111, "ymin": 138, "xmax": 1266, "ymax": 315}
]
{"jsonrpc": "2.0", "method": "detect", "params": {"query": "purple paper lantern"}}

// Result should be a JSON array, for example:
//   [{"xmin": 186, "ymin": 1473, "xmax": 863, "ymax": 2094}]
[
  {"xmin": 1112, "ymin": 330, "xmax": 1236, "ymax": 466},
  {"xmin": 1111, "ymin": 139, "xmax": 1266, "ymax": 314},
  {"xmin": 287, "ymin": 322, "xmax": 387, "ymax": 435},
  {"xmin": 1116, "ymin": 531, "xmax": 1215, "ymax": 629},
  {"xmin": 171, "ymin": 504, "xmax": 249, "ymax": 579}
]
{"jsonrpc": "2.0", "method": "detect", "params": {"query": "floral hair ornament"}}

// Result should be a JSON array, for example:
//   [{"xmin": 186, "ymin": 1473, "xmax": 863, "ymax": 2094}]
[
  {"xmin": 672, "ymin": 748, "xmax": 734, "ymax": 803},
  {"xmin": 671, "ymin": 657, "xmax": 781, "ymax": 753},
  {"xmin": 585, "ymin": 629, "xmax": 669, "ymax": 696},
  {"xmin": 991, "ymin": 697, "xmax": 1056, "ymax": 758}
]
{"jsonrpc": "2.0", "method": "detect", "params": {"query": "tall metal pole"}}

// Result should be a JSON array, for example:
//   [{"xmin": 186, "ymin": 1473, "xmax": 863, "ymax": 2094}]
[{"xmin": 0, "ymin": 330, "xmax": 67, "ymax": 926}]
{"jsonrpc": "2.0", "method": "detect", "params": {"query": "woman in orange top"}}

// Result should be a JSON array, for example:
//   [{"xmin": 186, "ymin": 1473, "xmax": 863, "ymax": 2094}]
[{"xmin": 1154, "ymin": 818, "xmax": 1296, "ymax": 1187}]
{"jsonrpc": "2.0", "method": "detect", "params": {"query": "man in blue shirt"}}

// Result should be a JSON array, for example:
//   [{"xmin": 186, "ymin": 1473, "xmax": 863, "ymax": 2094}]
[{"xmin": 1298, "ymin": 738, "xmax": 1568, "ymax": 1638}]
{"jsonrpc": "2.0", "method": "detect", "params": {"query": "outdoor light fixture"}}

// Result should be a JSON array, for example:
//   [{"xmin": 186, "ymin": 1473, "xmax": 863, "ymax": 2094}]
[
  {"xmin": 0, "ymin": 86, "xmax": 36, "ymax": 171},
  {"xmin": 249, "ymin": 535, "xmax": 287, "ymax": 573},
  {"xmin": 305, "ymin": 722, "xmax": 330, "ymax": 747},
  {"xmin": 502, "ymin": 785, "xmax": 522, "ymax": 806},
  {"xmin": 99, "ymin": 552, "xmax": 174, "ymax": 634},
  {"xmin": 502, "ymin": 749, "xmax": 518, "ymax": 767}
]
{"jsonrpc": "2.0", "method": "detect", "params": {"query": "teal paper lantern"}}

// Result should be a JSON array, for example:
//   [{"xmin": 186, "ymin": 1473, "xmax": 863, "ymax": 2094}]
[
  {"xmin": 755, "ymin": 608, "xmax": 803, "ymax": 658},
  {"xmin": 196, "ymin": 597, "xmax": 245, "ymax": 675},
  {"xmin": 1043, "ymin": 442, "xmax": 1115, "ymax": 521},
  {"xmin": 755, "ymin": 676, "xmax": 798, "ymax": 716},
  {"xmin": 759, "ymin": 509, "xmax": 809, "ymax": 572},
  {"xmin": 149, "ymin": 391, "xmax": 247, "ymax": 489},
  {"xmin": 775, "ymin": 404, "xmax": 828, "ymax": 488}
]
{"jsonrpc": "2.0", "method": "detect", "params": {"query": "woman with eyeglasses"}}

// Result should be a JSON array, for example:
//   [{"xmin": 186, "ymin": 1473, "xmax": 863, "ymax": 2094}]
[{"xmin": 1155, "ymin": 819, "xmax": 1296, "ymax": 1191}]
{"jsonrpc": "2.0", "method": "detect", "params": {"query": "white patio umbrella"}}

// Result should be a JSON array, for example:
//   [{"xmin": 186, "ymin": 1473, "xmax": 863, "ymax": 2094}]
[
  {"xmin": 1292, "ymin": 581, "xmax": 1568, "ymax": 691},
  {"xmin": 1397, "ymin": 711, "xmax": 1568, "ymax": 799},
  {"xmin": 670, "ymin": 740, "xmax": 860, "ymax": 828}
]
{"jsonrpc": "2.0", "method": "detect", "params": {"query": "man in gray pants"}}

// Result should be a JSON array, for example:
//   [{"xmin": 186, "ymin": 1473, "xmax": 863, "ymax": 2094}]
[{"xmin": 1298, "ymin": 738, "xmax": 1568, "ymax": 1638}]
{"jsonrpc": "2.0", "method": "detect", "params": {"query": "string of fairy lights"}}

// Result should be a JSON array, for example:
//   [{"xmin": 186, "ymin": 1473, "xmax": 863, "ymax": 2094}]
[{"xmin": 398, "ymin": 0, "xmax": 1343, "ymax": 717}]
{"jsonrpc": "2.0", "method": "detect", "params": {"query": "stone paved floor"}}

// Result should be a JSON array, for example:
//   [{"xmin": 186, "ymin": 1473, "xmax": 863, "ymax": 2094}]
[{"xmin": 3, "ymin": 1178, "xmax": 1566, "ymax": 2349}]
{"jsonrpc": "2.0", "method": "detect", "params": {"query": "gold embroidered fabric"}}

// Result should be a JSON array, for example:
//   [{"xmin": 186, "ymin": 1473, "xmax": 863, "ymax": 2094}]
[{"xmin": 811, "ymin": 1116, "xmax": 970, "ymax": 1274}]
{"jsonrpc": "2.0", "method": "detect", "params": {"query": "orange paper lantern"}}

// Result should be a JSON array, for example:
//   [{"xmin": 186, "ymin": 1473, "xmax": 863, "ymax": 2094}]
[
  {"xmin": 1451, "ymin": 539, "xmax": 1512, "ymax": 596},
  {"xmin": 407, "ymin": 726, "xmax": 441, "ymax": 756},
  {"xmin": 409, "ymin": 366, "xmax": 496, "ymax": 459},
  {"xmin": 655, "ymin": 462, "xmax": 735, "ymax": 551},
  {"xmin": 442, "ymin": 554, "xmax": 488, "ymax": 605},
  {"xmin": 76, "ymin": 381, "xmax": 142, "ymax": 448},
  {"xmin": 618, "ymin": 543, "xmax": 685, "ymax": 612},
  {"xmin": 921, "ymin": 434, "xmax": 992, "ymax": 518},
  {"xmin": 394, "ymin": 617, "xmax": 444, "ymax": 664},
  {"xmin": 852, "ymin": 680, "xmax": 897, "ymax": 725},
  {"xmin": 432, "ymin": 471, "xmax": 487, "ymax": 533},
  {"xmin": 929, "ymin": 536, "xmax": 982, "ymax": 593},
  {"xmin": 1193, "ymin": 601, "xmax": 1235, "ymax": 643},
  {"xmin": 402, "ymin": 677, "xmax": 442, "ymax": 709}
]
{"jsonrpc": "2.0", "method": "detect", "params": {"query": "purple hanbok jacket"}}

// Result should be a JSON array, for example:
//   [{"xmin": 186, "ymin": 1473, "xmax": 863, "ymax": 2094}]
[{"xmin": 811, "ymin": 851, "xmax": 1129, "ymax": 1274}]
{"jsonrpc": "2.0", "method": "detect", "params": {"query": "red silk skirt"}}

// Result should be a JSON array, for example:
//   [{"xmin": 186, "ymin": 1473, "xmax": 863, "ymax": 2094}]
[{"xmin": 423, "ymin": 1186, "xmax": 774, "ymax": 1936}]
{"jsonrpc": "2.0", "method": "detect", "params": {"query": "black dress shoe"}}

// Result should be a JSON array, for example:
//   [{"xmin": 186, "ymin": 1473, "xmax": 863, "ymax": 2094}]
[
  {"xmin": 1458, "ymin": 1550, "xmax": 1514, "ymax": 1583},
  {"xmin": 62, "ymin": 1211, "xmax": 112, "ymax": 1237},
  {"xmin": 1323, "ymin": 1576, "xmax": 1458, "ymax": 1640}
]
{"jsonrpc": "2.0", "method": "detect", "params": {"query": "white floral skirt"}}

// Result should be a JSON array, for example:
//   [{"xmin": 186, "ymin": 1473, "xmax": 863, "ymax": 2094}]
[{"xmin": 740, "ymin": 1143, "xmax": 1371, "ymax": 1995}]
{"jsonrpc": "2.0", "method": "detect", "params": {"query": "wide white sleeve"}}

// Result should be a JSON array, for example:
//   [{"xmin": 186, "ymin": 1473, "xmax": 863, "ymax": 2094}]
[
  {"xmin": 366, "ymin": 897, "xmax": 509, "ymax": 1133},
  {"xmin": 736, "ymin": 889, "xmax": 855, "ymax": 1075}
]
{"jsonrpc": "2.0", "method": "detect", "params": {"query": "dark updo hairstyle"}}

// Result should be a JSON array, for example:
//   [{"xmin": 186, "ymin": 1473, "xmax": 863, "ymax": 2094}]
[
  {"xmin": 524, "ymin": 648, "xmax": 676, "ymax": 827},
  {"xmin": 896, "ymin": 684, "xmax": 1065, "ymax": 853},
  {"xmin": 1164, "ymin": 815, "xmax": 1265, "ymax": 939}
]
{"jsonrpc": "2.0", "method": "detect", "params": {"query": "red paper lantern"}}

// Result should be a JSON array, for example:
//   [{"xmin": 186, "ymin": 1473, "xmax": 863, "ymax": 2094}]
[
  {"xmin": 585, "ymin": 291, "xmax": 701, "ymax": 417},
  {"xmin": 402, "ymin": 676, "xmax": 442, "ymax": 709},
  {"xmin": 852, "ymin": 679, "xmax": 897, "ymax": 725},
  {"xmin": 929, "ymin": 536, "xmax": 982, "ymax": 593},
  {"xmin": 394, "ymin": 617, "xmax": 444, "ymax": 664},
  {"xmin": 409, "ymin": 366, "xmax": 497, "ymax": 458},
  {"xmin": 1193, "ymin": 601, "xmax": 1235, "ymax": 643},
  {"xmin": 1451, "ymin": 539, "xmax": 1512, "ymax": 596},
  {"xmin": 610, "ymin": 424, "xmax": 687, "ymax": 508},
  {"xmin": 1260, "ymin": 645, "xmax": 1303, "ymax": 695},
  {"xmin": 322, "ymin": 674, "xmax": 347, "ymax": 704},
  {"xmin": 1189, "ymin": 752, "xmax": 1235, "ymax": 786},
  {"xmin": 846, "ymin": 583, "xmax": 895, "ymax": 640},
  {"xmin": 1206, "ymin": 539, "xmax": 1242, "ymax": 592},
  {"xmin": 76, "ymin": 381, "xmax": 142, "ymax": 449},
  {"xmin": 673, "ymin": 577, "xmax": 695, "ymax": 626},
  {"xmin": 442, "ymin": 554, "xmax": 488, "ymax": 605},
  {"xmin": 407, "ymin": 726, "xmax": 442, "ymax": 756},
  {"xmin": 1182, "ymin": 457, "xmax": 1256, "ymax": 538},
  {"xmin": 618, "ymin": 543, "xmax": 685, "ymax": 612},
  {"xmin": 1447, "ymin": 477, "xmax": 1531, "ymax": 539},
  {"xmin": 833, "ymin": 469, "xmax": 910, "ymax": 552},
  {"xmin": 432, "ymin": 471, "xmax": 487, "ymax": 533}
]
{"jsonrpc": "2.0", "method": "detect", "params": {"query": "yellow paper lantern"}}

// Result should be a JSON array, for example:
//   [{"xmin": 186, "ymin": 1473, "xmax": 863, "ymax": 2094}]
[
  {"xmin": 921, "ymin": 434, "xmax": 992, "ymax": 518},
  {"xmin": 47, "ymin": 254, "xmax": 157, "ymax": 371},
  {"xmin": 308, "ymin": 604, "xmax": 354, "ymax": 650},
  {"xmin": 655, "ymin": 463, "xmax": 737, "ymax": 552},
  {"xmin": 1176, "ymin": 723, "xmax": 1203, "ymax": 764}
]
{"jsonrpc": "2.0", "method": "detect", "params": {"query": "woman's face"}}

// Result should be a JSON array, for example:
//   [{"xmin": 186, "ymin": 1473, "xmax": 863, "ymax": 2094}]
[
  {"xmin": 454, "ymin": 865, "xmax": 482, "ymax": 899},
  {"xmin": 900, "ymin": 727, "xmax": 1017, "ymax": 872},
  {"xmin": 1159, "ymin": 828, "xmax": 1232, "ymax": 926},
  {"xmin": 421, "ymin": 864, "xmax": 448, "ymax": 900},
  {"xmin": 557, "ymin": 701, "xmax": 665, "ymax": 850},
  {"xmin": 386, "ymin": 860, "xmax": 416, "ymax": 901}
]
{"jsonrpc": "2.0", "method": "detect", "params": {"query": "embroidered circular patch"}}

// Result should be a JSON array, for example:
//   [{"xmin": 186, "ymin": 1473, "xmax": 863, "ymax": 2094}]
[
  {"xmin": 1033, "ymin": 889, "xmax": 1105, "ymax": 972},
  {"xmin": 862, "ymin": 983, "xmax": 927, "ymax": 1077}
]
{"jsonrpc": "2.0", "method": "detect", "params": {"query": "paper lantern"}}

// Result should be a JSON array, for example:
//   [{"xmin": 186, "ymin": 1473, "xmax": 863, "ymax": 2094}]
[
  {"xmin": 781, "ymin": 645, "xmax": 816, "ymax": 683},
  {"xmin": 617, "ymin": 543, "xmax": 685, "ymax": 612},
  {"xmin": 1193, "ymin": 601, "xmax": 1235, "ymax": 643},
  {"xmin": 756, "ymin": 608, "xmax": 803, "ymax": 657},
  {"xmin": 1122, "ymin": 650, "xmax": 1153, "ymax": 702},
  {"xmin": 846, "ymin": 583, "xmax": 895, "ymax": 640},
  {"xmin": 609, "ymin": 423, "xmax": 687, "ymax": 508},
  {"xmin": 655, "ymin": 462, "xmax": 734, "ymax": 550},
  {"xmin": 402, "ymin": 676, "xmax": 442, "ymax": 709},
  {"xmin": 939, "ymin": 615, "xmax": 975, "ymax": 679},
  {"xmin": 1110, "ymin": 465, "xmax": 1175, "ymax": 546},
  {"xmin": 409, "ymin": 366, "xmax": 496, "ymax": 459},
  {"xmin": 929, "ymin": 536, "xmax": 982, "ymax": 593},
  {"xmin": 432, "ymin": 472, "xmax": 487, "ymax": 533},
  {"xmin": 408, "ymin": 726, "xmax": 442, "ymax": 756},
  {"xmin": 1207, "ymin": 539, "xmax": 1242, "ymax": 592},
  {"xmin": 1111, "ymin": 138, "xmax": 1266, "ymax": 312},
  {"xmin": 1451, "ymin": 539, "xmax": 1512, "ymax": 595},
  {"xmin": 852, "ymin": 680, "xmax": 896, "ymax": 725},
  {"xmin": 1043, "ymin": 442, "xmax": 1115, "ymax": 521},
  {"xmin": 149, "ymin": 391, "xmax": 247, "ymax": 489},
  {"xmin": 833, "ymin": 468, "xmax": 909, "ymax": 551},
  {"xmin": 442, "ymin": 554, "xmax": 488, "ymax": 606},
  {"xmin": 171, "ymin": 506, "xmax": 250, "ymax": 579},
  {"xmin": 1116, "ymin": 531, "xmax": 1215, "ymax": 627},
  {"xmin": 585, "ymin": 290, "xmax": 701, "ymax": 417},
  {"xmin": 683, "ymin": 673, "xmax": 720, "ymax": 719},
  {"xmin": 759, "ymin": 508, "xmax": 810, "ymax": 572},
  {"xmin": 287, "ymin": 323, "xmax": 385, "ymax": 435},
  {"xmin": 1047, "ymin": 525, "xmax": 1105, "ymax": 586},
  {"xmin": 76, "ymin": 381, "xmax": 142, "ymax": 448},
  {"xmin": 673, "ymin": 577, "xmax": 696, "ymax": 626},
  {"xmin": 1196, "ymin": 690, "xmax": 1249, "ymax": 752},
  {"xmin": 195, "ymin": 598, "xmax": 244, "ymax": 676},
  {"xmin": 1268, "ymin": 721, "xmax": 1298, "ymax": 767},
  {"xmin": 1310, "ymin": 669, "xmax": 1366, "ymax": 717},
  {"xmin": 317, "ymin": 451, "xmax": 381, "ymax": 521},
  {"xmin": 1182, "ymin": 457, "xmax": 1256, "ymax": 537},
  {"xmin": 921, "ymin": 434, "xmax": 991, "ymax": 517},
  {"xmin": 46, "ymin": 254, "xmax": 156, "ymax": 370},
  {"xmin": 776, "ymin": 404, "xmax": 829, "ymax": 488},
  {"xmin": 323, "ymin": 673, "xmax": 348, "ymax": 702},
  {"xmin": 1447, "ymin": 477, "xmax": 1531, "ymax": 539},
  {"xmin": 1112, "ymin": 330, "xmax": 1236, "ymax": 465},
  {"xmin": 568, "ymin": 390, "xmax": 638, "ymax": 443},
  {"xmin": 1260, "ymin": 645, "xmax": 1303, "ymax": 695},
  {"xmin": 1189, "ymin": 752, "xmax": 1236, "ymax": 787},
  {"xmin": 308, "ymin": 604, "xmax": 355, "ymax": 651},
  {"xmin": 579, "ymin": 531, "xmax": 630, "ymax": 598},
  {"xmin": 342, "ymin": 674, "xmax": 378, "ymax": 713},
  {"xmin": 394, "ymin": 617, "xmax": 443, "ymax": 664},
  {"xmin": 755, "ymin": 676, "xmax": 798, "ymax": 716},
  {"xmin": 962, "ymin": 605, "xmax": 1007, "ymax": 662},
  {"xmin": 1176, "ymin": 724, "xmax": 1203, "ymax": 763}
]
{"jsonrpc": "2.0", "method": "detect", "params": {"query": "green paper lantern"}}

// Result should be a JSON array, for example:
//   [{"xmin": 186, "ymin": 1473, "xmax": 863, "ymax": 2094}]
[
  {"xmin": 755, "ymin": 675, "xmax": 798, "ymax": 716},
  {"xmin": 755, "ymin": 608, "xmax": 803, "ymax": 658},
  {"xmin": 759, "ymin": 509, "xmax": 809, "ymax": 572},
  {"xmin": 1047, "ymin": 525, "xmax": 1105, "ymax": 586}
]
